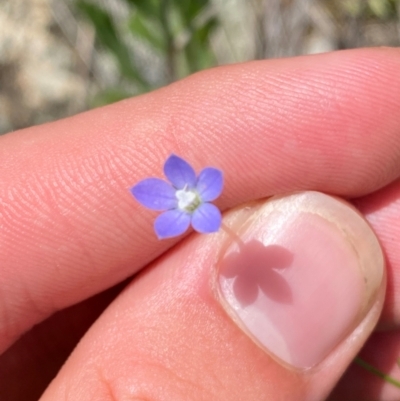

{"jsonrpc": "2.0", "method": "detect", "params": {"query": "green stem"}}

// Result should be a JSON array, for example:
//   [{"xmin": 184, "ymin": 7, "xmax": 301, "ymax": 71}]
[
  {"xmin": 160, "ymin": 0, "xmax": 175, "ymax": 82},
  {"xmin": 355, "ymin": 357, "xmax": 400, "ymax": 388},
  {"xmin": 220, "ymin": 222, "xmax": 245, "ymax": 250}
]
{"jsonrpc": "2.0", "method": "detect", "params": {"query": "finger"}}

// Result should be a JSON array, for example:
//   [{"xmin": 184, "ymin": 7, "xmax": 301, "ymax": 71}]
[
  {"xmin": 0, "ymin": 281, "xmax": 126, "ymax": 401},
  {"xmin": 328, "ymin": 331, "xmax": 400, "ymax": 401},
  {"xmin": 354, "ymin": 179, "xmax": 400, "ymax": 328},
  {"xmin": 17, "ymin": 178, "xmax": 400, "ymax": 401},
  {"xmin": 1, "ymin": 48, "xmax": 400, "ymax": 353},
  {"xmin": 39, "ymin": 193, "xmax": 385, "ymax": 401}
]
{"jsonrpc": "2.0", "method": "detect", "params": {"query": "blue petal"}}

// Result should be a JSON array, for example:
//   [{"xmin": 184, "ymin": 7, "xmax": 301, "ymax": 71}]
[
  {"xmin": 154, "ymin": 209, "xmax": 191, "ymax": 239},
  {"xmin": 130, "ymin": 178, "xmax": 177, "ymax": 211},
  {"xmin": 196, "ymin": 167, "xmax": 223, "ymax": 201},
  {"xmin": 164, "ymin": 154, "xmax": 197, "ymax": 189},
  {"xmin": 191, "ymin": 203, "xmax": 221, "ymax": 234}
]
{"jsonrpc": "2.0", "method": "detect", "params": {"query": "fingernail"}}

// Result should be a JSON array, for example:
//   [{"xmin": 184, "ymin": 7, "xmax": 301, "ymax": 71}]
[{"xmin": 217, "ymin": 191, "xmax": 384, "ymax": 369}]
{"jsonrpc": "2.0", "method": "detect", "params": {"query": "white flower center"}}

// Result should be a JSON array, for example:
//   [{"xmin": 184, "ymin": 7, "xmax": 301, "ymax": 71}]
[{"xmin": 176, "ymin": 187, "xmax": 201, "ymax": 212}]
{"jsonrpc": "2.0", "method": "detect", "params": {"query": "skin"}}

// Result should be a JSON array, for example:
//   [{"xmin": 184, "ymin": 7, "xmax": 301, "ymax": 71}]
[{"xmin": 0, "ymin": 47, "xmax": 400, "ymax": 400}]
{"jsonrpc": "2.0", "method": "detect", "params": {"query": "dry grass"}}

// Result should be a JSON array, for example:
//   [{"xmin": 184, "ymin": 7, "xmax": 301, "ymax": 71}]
[{"xmin": 0, "ymin": 0, "xmax": 399, "ymax": 134}]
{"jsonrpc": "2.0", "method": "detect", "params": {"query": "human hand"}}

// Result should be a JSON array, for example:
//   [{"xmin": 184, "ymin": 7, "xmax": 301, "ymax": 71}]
[{"xmin": 1, "ymin": 48, "xmax": 400, "ymax": 401}]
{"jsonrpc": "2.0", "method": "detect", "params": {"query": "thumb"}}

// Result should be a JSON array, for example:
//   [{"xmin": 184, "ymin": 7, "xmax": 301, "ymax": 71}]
[
  {"xmin": 40, "ymin": 191, "xmax": 385, "ymax": 401},
  {"xmin": 217, "ymin": 191, "xmax": 385, "ymax": 399}
]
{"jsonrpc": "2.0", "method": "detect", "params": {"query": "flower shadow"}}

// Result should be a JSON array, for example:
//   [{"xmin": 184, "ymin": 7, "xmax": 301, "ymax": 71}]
[{"xmin": 220, "ymin": 240, "xmax": 294, "ymax": 307}]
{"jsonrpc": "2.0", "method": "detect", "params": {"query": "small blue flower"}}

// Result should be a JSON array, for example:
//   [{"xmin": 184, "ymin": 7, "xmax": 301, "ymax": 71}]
[{"xmin": 130, "ymin": 154, "xmax": 223, "ymax": 239}]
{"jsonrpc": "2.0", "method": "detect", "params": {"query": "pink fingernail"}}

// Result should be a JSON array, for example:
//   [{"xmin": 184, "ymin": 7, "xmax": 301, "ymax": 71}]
[{"xmin": 217, "ymin": 192, "xmax": 384, "ymax": 369}]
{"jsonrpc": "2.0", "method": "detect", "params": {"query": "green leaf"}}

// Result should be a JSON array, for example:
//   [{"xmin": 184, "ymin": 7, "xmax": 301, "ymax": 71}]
[
  {"xmin": 125, "ymin": 0, "xmax": 161, "ymax": 18},
  {"xmin": 183, "ymin": 17, "xmax": 218, "ymax": 72},
  {"xmin": 91, "ymin": 88, "xmax": 131, "ymax": 108},
  {"xmin": 76, "ymin": 0, "xmax": 149, "ymax": 89},
  {"xmin": 171, "ymin": 0, "xmax": 209, "ymax": 24},
  {"xmin": 128, "ymin": 13, "xmax": 166, "ymax": 51},
  {"xmin": 341, "ymin": 0, "xmax": 363, "ymax": 16},
  {"xmin": 194, "ymin": 17, "xmax": 218, "ymax": 46},
  {"xmin": 368, "ymin": 0, "xmax": 391, "ymax": 18}
]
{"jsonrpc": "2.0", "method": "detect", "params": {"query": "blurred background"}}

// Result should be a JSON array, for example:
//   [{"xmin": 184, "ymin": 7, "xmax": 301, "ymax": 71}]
[{"xmin": 0, "ymin": 0, "xmax": 399, "ymax": 135}]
